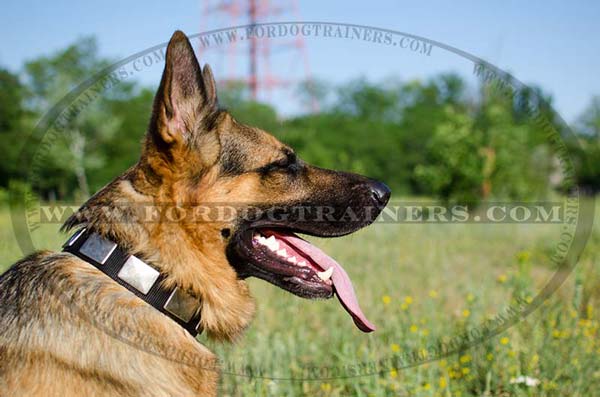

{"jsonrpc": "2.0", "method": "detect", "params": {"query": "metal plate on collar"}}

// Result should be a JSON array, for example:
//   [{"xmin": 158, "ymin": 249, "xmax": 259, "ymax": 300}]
[
  {"xmin": 117, "ymin": 255, "xmax": 160, "ymax": 295},
  {"xmin": 63, "ymin": 228, "xmax": 86, "ymax": 248},
  {"xmin": 79, "ymin": 233, "xmax": 117, "ymax": 264},
  {"xmin": 163, "ymin": 287, "xmax": 200, "ymax": 323}
]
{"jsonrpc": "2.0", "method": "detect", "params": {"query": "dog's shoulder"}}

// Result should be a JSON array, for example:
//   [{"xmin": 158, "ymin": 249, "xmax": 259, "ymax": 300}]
[
  {"xmin": 0, "ymin": 250, "xmax": 69, "ymax": 302},
  {"xmin": 0, "ymin": 249, "xmax": 96, "ymax": 302},
  {"xmin": 0, "ymin": 250, "xmax": 219, "ymax": 396}
]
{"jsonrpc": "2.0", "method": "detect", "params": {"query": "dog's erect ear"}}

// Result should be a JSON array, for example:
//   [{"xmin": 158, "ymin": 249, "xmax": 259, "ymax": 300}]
[{"xmin": 151, "ymin": 30, "xmax": 218, "ymax": 145}]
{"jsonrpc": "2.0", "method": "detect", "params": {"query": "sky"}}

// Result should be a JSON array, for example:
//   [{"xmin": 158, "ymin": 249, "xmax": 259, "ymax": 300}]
[{"xmin": 1, "ymin": 0, "xmax": 600, "ymax": 123}]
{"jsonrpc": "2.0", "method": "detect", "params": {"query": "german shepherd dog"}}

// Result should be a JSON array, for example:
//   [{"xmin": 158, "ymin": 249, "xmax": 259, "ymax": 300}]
[{"xmin": 0, "ymin": 31, "xmax": 390, "ymax": 396}]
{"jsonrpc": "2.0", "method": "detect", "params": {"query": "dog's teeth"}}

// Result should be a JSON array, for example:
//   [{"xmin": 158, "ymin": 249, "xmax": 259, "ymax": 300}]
[
  {"xmin": 257, "ymin": 236, "xmax": 267, "ymax": 244},
  {"xmin": 288, "ymin": 256, "xmax": 297, "ymax": 264},
  {"xmin": 276, "ymin": 249, "xmax": 288, "ymax": 258},
  {"xmin": 264, "ymin": 236, "xmax": 279, "ymax": 251},
  {"xmin": 298, "ymin": 260, "xmax": 308, "ymax": 267},
  {"xmin": 317, "ymin": 267, "xmax": 334, "ymax": 281}
]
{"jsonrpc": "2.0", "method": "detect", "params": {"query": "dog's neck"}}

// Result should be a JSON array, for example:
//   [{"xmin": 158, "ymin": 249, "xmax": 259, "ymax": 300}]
[{"xmin": 62, "ymin": 167, "xmax": 256, "ymax": 342}]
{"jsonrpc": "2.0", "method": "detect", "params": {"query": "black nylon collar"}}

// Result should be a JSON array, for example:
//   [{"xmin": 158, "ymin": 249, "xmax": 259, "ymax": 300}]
[{"xmin": 62, "ymin": 228, "xmax": 203, "ymax": 337}]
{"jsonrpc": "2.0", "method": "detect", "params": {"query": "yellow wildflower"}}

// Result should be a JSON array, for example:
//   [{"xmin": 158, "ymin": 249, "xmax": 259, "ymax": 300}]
[
  {"xmin": 439, "ymin": 376, "xmax": 447, "ymax": 388},
  {"xmin": 552, "ymin": 329, "xmax": 561, "ymax": 338},
  {"xmin": 516, "ymin": 250, "xmax": 531, "ymax": 263},
  {"xmin": 320, "ymin": 383, "xmax": 332, "ymax": 392}
]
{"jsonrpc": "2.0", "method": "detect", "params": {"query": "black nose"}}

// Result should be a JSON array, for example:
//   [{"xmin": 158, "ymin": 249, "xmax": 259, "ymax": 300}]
[{"xmin": 369, "ymin": 180, "xmax": 391, "ymax": 207}]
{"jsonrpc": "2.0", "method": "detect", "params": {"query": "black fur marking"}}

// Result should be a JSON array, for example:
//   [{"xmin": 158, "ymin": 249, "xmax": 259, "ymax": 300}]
[
  {"xmin": 257, "ymin": 149, "xmax": 300, "ymax": 176},
  {"xmin": 219, "ymin": 140, "xmax": 247, "ymax": 176},
  {"xmin": 199, "ymin": 108, "xmax": 224, "ymax": 135}
]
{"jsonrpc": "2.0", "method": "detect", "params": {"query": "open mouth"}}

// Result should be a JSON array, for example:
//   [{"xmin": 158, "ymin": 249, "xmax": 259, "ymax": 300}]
[{"xmin": 231, "ymin": 227, "xmax": 376, "ymax": 333}]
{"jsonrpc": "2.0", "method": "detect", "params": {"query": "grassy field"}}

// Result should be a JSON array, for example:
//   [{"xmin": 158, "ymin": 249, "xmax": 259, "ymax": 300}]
[{"xmin": 1, "ymin": 202, "xmax": 599, "ymax": 396}]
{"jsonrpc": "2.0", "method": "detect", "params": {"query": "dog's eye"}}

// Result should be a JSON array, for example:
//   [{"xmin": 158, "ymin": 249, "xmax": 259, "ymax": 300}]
[
  {"xmin": 272, "ymin": 157, "xmax": 293, "ymax": 169},
  {"xmin": 261, "ymin": 152, "xmax": 300, "ymax": 174}
]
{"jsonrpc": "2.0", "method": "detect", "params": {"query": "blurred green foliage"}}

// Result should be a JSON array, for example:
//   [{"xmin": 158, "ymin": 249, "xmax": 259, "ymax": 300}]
[{"xmin": 0, "ymin": 37, "xmax": 599, "ymax": 204}]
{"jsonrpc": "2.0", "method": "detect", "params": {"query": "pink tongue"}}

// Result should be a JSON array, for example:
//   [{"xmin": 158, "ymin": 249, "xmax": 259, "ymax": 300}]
[{"xmin": 271, "ymin": 232, "xmax": 376, "ymax": 333}]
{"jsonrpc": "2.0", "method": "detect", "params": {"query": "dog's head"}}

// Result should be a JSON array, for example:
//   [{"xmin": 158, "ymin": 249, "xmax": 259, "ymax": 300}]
[
  {"xmin": 71, "ymin": 31, "xmax": 390, "ymax": 339},
  {"xmin": 144, "ymin": 31, "xmax": 390, "ymax": 334}
]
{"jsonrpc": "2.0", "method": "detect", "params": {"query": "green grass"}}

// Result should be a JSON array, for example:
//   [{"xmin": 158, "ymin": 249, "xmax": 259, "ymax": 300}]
[{"xmin": 1, "ymin": 202, "xmax": 599, "ymax": 396}]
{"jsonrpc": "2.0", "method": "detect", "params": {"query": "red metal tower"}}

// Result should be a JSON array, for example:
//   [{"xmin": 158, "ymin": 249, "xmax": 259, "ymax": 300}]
[{"xmin": 199, "ymin": 0, "xmax": 316, "ymax": 110}]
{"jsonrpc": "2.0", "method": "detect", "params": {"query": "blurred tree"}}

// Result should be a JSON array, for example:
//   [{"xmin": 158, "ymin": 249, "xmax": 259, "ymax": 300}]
[
  {"xmin": 578, "ymin": 97, "xmax": 600, "ymax": 136},
  {"xmin": 94, "ymin": 87, "xmax": 155, "ymax": 191},
  {"xmin": 0, "ymin": 68, "xmax": 31, "ymax": 187},
  {"xmin": 24, "ymin": 37, "xmax": 129, "ymax": 200},
  {"xmin": 415, "ymin": 78, "xmax": 554, "ymax": 205},
  {"xmin": 570, "ymin": 97, "xmax": 600, "ymax": 193},
  {"xmin": 0, "ymin": 35, "xmax": 594, "ymax": 203},
  {"xmin": 335, "ymin": 77, "xmax": 402, "ymax": 122},
  {"xmin": 475, "ymin": 83, "xmax": 553, "ymax": 200},
  {"xmin": 415, "ymin": 105, "xmax": 484, "ymax": 206},
  {"xmin": 399, "ymin": 74, "xmax": 468, "ymax": 194}
]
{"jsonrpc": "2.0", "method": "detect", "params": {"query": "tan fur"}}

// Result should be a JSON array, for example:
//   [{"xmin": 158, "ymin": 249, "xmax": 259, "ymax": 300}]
[
  {"xmin": 0, "ymin": 32, "xmax": 287, "ymax": 396},
  {"xmin": 0, "ymin": 253, "xmax": 220, "ymax": 396},
  {"xmin": 0, "ymin": 30, "xmax": 388, "ymax": 397}
]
